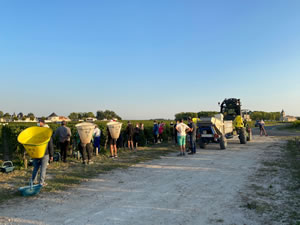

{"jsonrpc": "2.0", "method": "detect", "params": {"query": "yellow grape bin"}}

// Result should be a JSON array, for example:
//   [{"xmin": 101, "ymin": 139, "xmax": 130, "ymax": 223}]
[{"xmin": 18, "ymin": 127, "xmax": 53, "ymax": 158}]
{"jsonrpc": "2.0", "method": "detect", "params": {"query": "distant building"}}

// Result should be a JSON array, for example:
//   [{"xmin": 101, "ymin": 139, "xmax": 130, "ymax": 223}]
[
  {"xmin": 47, "ymin": 112, "xmax": 71, "ymax": 122},
  {"xmin": 280, "ymin": 109, "xmax": 297, "ymax": 122},
  {"xmin": 85, "ymin": 117, "xmax": 97, "ymax": 122}
]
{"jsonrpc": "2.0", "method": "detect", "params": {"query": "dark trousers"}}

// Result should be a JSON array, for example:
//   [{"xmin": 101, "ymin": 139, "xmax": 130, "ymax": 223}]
[
  {"xmin": 154, "ymin": 134, "xmax": 158, "ymax": 143},
  {"xmin": 190, "ymin": 137, "xmax": 196, "ymax": 154},
  {"xmin": 80, "ymin": 143, "xmax": 93, "ymax": 161},
  {"xmin": 60, "ymin": 141, "xmax": 69, "ymax": 162}
]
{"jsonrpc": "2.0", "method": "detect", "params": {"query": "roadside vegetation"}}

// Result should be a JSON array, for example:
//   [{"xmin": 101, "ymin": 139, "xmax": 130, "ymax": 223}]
[{"xmin": 0, "ymin": 120, "xmax": 175, "ymax": 169}]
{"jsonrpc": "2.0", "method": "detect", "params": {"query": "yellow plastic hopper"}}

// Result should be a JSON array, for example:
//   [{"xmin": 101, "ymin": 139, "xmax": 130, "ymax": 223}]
[{"xmin": 17, "ymin": 127, "xmax": 53, "ymax": 159}]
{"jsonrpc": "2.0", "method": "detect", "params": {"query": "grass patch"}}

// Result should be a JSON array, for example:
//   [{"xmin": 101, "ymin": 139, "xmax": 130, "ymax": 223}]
[
  {"xmin": 0, "ymin": 144, "xmax": 177, "ymax": 203},
  {"xmin": 242, "ymin": 138, "xmax": 300, "ymax": 223}
]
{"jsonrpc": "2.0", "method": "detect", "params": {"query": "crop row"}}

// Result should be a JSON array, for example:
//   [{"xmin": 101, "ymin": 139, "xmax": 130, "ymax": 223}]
[{"xmin": 0, "ymin": 121, "xmax": 175, "ymax": 166}]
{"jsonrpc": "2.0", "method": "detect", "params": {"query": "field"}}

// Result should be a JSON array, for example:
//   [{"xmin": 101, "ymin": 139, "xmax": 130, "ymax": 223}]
[
  {"xmin": 0, "ymin": 120, "xmax": 175, "ymax": 168},
  {"xmin": 1, "ymin": 127, "xmax": 300, "ymax": 224}
]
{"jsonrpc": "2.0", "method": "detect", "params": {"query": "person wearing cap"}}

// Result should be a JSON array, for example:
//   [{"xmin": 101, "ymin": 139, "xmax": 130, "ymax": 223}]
[
  {"xmin": 54, "ymin": 120, "xmax": 71, "ymax": 162},
  {"xmin": 32, "ymin": 119, "xmax": 54, "ymax": 186},
  {"xmin": 188, "ymin": 117, "xmax": 197, "ymax": 155}
]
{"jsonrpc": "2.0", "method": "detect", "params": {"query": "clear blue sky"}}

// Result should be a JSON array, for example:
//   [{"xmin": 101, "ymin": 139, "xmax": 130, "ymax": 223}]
[{"xmin": 0, "ymin": 0, "xmax": 299, "ymax": 119}]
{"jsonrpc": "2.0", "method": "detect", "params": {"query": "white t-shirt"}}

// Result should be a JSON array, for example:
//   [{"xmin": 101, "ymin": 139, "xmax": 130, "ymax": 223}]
[
  {"xmin": 93, "ymin": 128, "xmax": 101, "ymax": 137},
  {"xmin": 176, "ymin": 123, "xmax": 190, "ymax": 136}
]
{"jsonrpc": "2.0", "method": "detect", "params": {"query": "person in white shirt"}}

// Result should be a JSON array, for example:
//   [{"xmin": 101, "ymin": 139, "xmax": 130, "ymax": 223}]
[{"xmin": 176, "ymin": 119, "xmax": 191, "ymax": 156}]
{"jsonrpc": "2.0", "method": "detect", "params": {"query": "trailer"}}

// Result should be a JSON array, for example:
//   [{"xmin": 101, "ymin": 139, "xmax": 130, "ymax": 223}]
[
  {"xmin": 197, "ymin": 114, "xmax": 232, "ymax": 150},
  {"xmin": 197, "ymin": 98, "xmax": 252, "ymax": 150}
]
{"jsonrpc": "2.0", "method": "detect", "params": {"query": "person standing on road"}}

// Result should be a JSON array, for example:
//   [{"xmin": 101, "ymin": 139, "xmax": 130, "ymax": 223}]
[
  {"xmin": 188, "ymin": 117, "xmax": 197, "ymax": 155},
  {"xmin": 32, "ymin": 119, "xmax": 53, "ymax": 186},
  {"xmin": 259, "ymin": 119, "xmax": 268, "ymax": 136},
  {"xmin": 126, "ymin": 121, "xmax": 134, "ymax": 151},
  {"xmin": 176, "ymin": 119, "xmax": 191, "ymax": 156},
  {"xmin": 54, "ymin": 120, "xmax": 71, "ymax": 162}
]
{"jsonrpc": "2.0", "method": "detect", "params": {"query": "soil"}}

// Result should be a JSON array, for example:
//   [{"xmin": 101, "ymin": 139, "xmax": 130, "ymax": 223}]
[{"xmin": 0, "ymin": 126, "xmax": 299, "ymax": 225}]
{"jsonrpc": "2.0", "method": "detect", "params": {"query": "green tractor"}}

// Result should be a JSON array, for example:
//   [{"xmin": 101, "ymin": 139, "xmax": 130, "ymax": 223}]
[{"xmin": 220, "ymin": 98, "xmax": 252, "ymax": 144}]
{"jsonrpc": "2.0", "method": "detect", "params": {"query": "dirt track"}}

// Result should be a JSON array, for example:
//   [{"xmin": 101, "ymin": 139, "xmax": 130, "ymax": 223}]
[{"xmin": 0, "ymin": 127, "xmax": 299, "ymax": 225}]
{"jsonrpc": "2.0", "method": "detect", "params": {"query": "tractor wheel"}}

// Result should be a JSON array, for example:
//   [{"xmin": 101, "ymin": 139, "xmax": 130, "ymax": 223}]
[
  {"xmin": 220, "ymin": 135, "xmax": 227, "ymax": 150},
  {"xmin": 247, "ymin": 129, "xmax": 252, "ymax": 141},
  {"xmin": 199, "ymin": 138, "xmax": 206, "ymax": 149},
  {"xmin": 239, "ymin": 128, "xmax": 247, "ymax": 144}
]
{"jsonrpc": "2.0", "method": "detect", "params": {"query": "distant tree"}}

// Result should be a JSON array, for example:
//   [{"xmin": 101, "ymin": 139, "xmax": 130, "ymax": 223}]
[
  {"xmin": 96, "ymin": 110, "xmax": 121, "ymax": 120},
  {"xmin": 27, "ymin": 112, "xmax": 34, "ymax": 117},
  {"xmin": 175, "ymin": 112, "xmax": 198, "ymax": 121},
  {"xmin": 27, "ymin": 112, "xmax": 35, "ymax": 121},
  {"xmin": 197, "ymin": 111, "xmax": 219, "ymax": 118},
  {"xmin": 13, "ymin": 116, "xmax": 18, "ymax": 121},
  {"xmin": 250, "ymin": 111, "xmax": 280, "ymax": 121},
  {"xmin": 3, "ymin": 113, "xmax": 11, "ymax": 119},
  {"xmin": 0, "ymin": 111, "xmax": 3, "ymax": 118},
  {"xmin": 68, "ymin": 112, "xmax": 79, "ymax": 120},
  {"xmin": 86, "ymin": 112, "xmax": 95, "ymax": 118},
  {"xmin": 96, "ymin": 111, "xmax": 105, "ymax": 120},
  {"xmin": 41, "ymin": 116, "xmax": 47, "ymax": 121}
]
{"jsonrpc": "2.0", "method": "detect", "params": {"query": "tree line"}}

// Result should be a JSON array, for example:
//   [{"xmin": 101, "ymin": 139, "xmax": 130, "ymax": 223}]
[
  {"xmin": 0, "ymin": 110, "xmax": 122, "ymax": 121},
  {"xmin": 0, "ymin": 111, "xmax": 35, "ymax": 121},
  {"xmin": 68, "ymin": 110, "xmax": 122, "ymax": 121}
]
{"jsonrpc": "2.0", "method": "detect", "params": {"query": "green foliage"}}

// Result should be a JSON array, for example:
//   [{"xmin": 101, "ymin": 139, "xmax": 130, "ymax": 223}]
[
  {"xmin": 175, "ymin": 112, "xmax": 198, "ymax": 121},
  {"xmin": 250, "ymin": 111, "xmax": 280, "ymax": 121},
  {"xmin": 27, "ymin": 112, "xmax": 35, "ymax": 118},
  {"xmin": 291, "ymin": 120, "xmax": 300, "ymax": 129},
  {"xmin": 0, "ymin": 120, "xmax": 175, "ymax": 165},
  {"xmin": 96, "ymin": 110, "xmax": 121, "ymax": 120},
  {"xmin": 68, "ymin": 112, "xmax": 79, "ymax": 120},
  {"xmin": 198, "ymin": 111, "xmax": 219, "ymax": 118},
  {"xmin": 0, "ymin": 111, "xmax": 3, "ymax": 118},
  {"xmin": 68, "ymin": 112, "xmax": 95, "ymax": 120}
]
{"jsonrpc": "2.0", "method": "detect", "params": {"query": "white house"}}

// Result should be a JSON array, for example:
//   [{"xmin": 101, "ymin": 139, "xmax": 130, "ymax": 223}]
[
  {"xmin": 280, "ymin": 110, "xmax": 297, "ymax": 122},
  {"xmin": 47, "ymin": 113, "xmax": 71, "ymax": 122}
]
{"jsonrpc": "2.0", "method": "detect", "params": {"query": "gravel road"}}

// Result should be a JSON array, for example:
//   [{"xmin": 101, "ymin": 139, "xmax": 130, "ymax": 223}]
[{"xmin": 0, "ymin": 127, "xmax": 298, "ymax": 225}]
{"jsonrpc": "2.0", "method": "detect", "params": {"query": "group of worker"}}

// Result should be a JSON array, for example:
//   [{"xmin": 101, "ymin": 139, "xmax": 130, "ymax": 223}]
[{"xmin": 170, "ymin": 117, "xmax": 197, "ymax": 156}]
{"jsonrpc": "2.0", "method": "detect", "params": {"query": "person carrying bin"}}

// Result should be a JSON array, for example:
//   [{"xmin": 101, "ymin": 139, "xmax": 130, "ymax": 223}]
[
  {"xmin": 93, "ymin": 125, "xmax": 101, "ymax": 155},
  {"xmin": 107, "ymin": 120, "xmax": 122, "ymax": 158},
  {"xmin": 31, "ymin": 119, "xmax": 53, "ymax": 186}
]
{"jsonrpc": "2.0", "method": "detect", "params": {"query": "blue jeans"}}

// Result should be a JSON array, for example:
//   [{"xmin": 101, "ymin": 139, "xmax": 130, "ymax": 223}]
[
  {"xmin": 32, "ymin": 154, "xmax": 49, "ymax": 184},
  {"xmin": 190, "ymin": 137, "xmax": 196, "ymax": 154}
]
